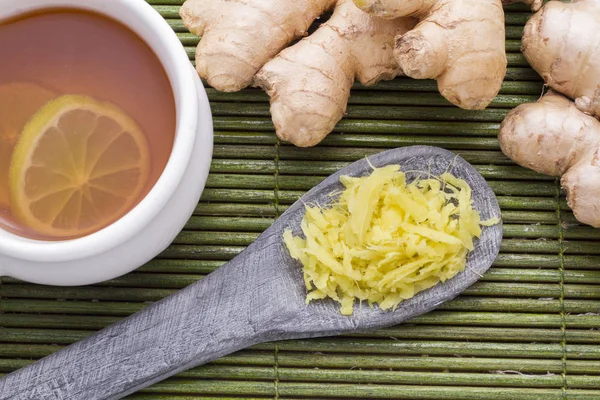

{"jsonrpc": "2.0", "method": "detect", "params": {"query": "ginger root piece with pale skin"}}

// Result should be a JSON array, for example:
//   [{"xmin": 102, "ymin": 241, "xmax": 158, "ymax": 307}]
[
  {"xmin": 254, "ymin": 0, "xmax": 415, "ymax": 147},
  {"xmin": 180, "ymin": 0, "xmax": 336, "ymax": 92},
  {"xmin": 498, "ymin": 0, "xmax": 600, "ymax": 227},
  {"xmin": 353, "ymin": 0, "xmax": 507, "ymax": 110},
  {"xmin": 521, "ymin": 0, "xmax": 600, "ymax": 119},
  {"xmin": 499, "ymin": 91, "xmax": 600, "ymax": 227}
]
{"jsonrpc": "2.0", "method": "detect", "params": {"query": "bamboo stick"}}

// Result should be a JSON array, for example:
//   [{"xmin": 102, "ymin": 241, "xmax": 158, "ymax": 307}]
[
  {"xmin": 207, "ymin": 92, "xmax": 541, "ymax": 110},
  {"xmin": 213, "ymin": 118, "xmax": 504, "ymax": 137},
  {"xmin": 185, "ymin": 216, "xmax": 273, "ymax": 232},
  {"xmin": 140, "ymin": 260, "xmax": 224, "ymax": 274},
  {"xmin": 439, "ymin": 298, "xmax": 599, "ymax": 313},
  {"xmin": 210, "ymin": 102, "xmax": 513, "ymax": 122},
  {"xmin": 353, "ymin": 325, "xmax": 600, "ymax": 344},
  {"xmin": 194, "ymin": 203, "xmax": 278, "ymax": 217},
  {"xmin": 271, "ymin": 368, "xmax": 599, "ymax": 389},
  {"xmin": 274, "ymin": 353, "xmax": 599, "ymax": 375},
  {"xmin": 254, "ymin": 339, "xmax": 600, "ymax": 359},
  {"xmin": 277, "ymin": 383, "xmax": 599, "ymax": 399},
  {"xmin": 173, "ymin": 231, "xmax": 258, "ymax": 246},
  {"xmin": 464, "ymin": 282, "xmax": 600, "ymax": 299}
]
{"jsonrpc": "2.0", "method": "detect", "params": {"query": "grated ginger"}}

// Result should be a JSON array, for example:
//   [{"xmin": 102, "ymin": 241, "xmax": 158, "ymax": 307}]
[{"xmin": 283, "ymin": 164, "xmax": 499, "ymax": 316}]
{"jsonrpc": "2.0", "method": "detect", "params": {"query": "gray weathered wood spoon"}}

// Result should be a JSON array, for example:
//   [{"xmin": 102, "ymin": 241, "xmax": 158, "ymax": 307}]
[{"xmin": 0, "ymin": 145, "xmax": 502, "ymax": 400}]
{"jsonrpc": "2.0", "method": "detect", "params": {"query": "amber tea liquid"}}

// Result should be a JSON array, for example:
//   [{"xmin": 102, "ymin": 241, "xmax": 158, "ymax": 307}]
[{"xmin": 0, "ymin": 10, "xmax": 176, "ymax": 240}]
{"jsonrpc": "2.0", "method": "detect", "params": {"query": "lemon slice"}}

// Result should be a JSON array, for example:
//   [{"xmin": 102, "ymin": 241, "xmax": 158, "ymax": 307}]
[
  {"xmin": 9, "ymin": 94, "xmax": 150, "ymax": 238},
  {"xmin": 0, "ymin": 82, "xmax": 56, "ymax": 209}
]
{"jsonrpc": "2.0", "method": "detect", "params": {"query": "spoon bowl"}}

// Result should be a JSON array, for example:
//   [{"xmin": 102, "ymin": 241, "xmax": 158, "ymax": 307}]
[{"xmin": 0, "ymin": 146, "xmax": 502, "ymax": 400}]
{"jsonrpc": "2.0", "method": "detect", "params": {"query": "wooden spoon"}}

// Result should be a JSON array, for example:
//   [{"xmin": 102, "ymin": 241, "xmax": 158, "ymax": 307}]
[{"xmin": 0, "ymin": 146, "xmax": 502, "ymax": 400}]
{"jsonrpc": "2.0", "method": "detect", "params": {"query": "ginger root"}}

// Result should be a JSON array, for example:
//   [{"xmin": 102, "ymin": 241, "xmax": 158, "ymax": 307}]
[
  {"xmin": 498, "ymin": 0, "xmax": 600, "ymax": 227},
  {"xmin": 521, "ymin": 0, "xmax": 600, "ymax": 119},
  {"xmin": 181, "ymin": 0, "xmax": 413, "ymax": 146},
  {"xmin": 180, "ymin": 0, "xmax": 336, "ymax": 92},
  {"xmin": 499, "ymin": 91, "xmax": 600, "ymax": 227},
  {"xmin": 353, "ymin": 0, "xmax": 507, "ymax": 110},
  {"xmin": 254, "ymin": 0, "xmax": 415, "ymax": 147}
]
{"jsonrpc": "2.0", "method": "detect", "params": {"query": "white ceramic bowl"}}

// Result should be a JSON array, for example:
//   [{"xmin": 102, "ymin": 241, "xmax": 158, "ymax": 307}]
[{"xmin": 0, "ymin": 0, "xmax": 213, "ymax": 285}]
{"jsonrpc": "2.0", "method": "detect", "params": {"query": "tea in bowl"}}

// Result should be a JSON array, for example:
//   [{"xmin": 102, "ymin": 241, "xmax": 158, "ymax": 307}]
[{"xmin": 0, "ymin": 0, "xmax": 213, "ymax": 285}]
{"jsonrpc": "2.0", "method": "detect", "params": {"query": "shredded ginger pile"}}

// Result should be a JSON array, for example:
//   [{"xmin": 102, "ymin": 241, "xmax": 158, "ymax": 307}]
[{"xmin": 283, "ymin": 164, "xmax": 499, "ymax": 316}]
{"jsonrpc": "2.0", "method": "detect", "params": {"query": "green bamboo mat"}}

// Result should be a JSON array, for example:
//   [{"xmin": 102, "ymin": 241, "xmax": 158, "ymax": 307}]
[{"xmin": 1, "ymin": 1, "xmax": 600, "ymax": 399}]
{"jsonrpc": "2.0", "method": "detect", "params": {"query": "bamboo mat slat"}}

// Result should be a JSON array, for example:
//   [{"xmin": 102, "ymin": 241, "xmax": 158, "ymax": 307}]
[{"xmin": 1, "ymin": 1, "xmax": 599, "ymax": 399}]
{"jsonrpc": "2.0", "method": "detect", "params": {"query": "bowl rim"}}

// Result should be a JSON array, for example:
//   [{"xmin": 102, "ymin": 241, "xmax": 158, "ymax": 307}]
[{"xmin": 0, "ymin": 0, "xmax": 202, "ymax": 262}]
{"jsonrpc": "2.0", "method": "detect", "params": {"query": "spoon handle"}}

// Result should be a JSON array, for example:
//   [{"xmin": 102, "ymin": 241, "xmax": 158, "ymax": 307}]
[{"xmin": 0, "ymin": 245, "xmax": 278, "ymax": 400}]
